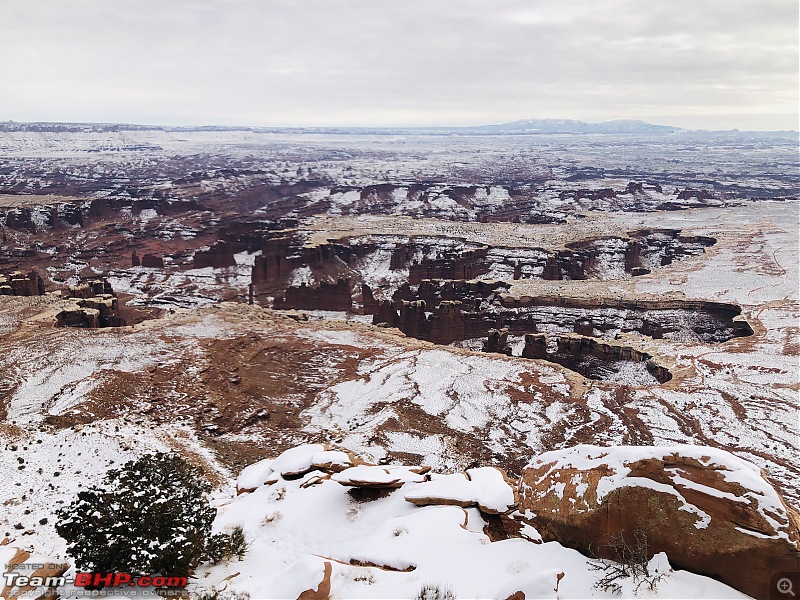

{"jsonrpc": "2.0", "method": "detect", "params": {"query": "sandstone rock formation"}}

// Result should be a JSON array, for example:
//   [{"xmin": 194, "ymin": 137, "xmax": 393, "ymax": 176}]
[
  {"xmin": 429, "ymin": 300, "xmax": 467, "ymax": 344},
  {"xmin": 553, "ymin": 333, "xmax": 672, "ymax": 383},
  {"xmin": 518, "ymin": 445, "xmax": 800, "ymax": 599},
  {"xmin": 542, "ymin": 253, "xmax": 562, "ymax": 280},
  {"xmin": 55, "ymin": 304, "xmax": 101, "ymax": 328},
  {"xmin": 483, "ymin": 328, "xmax": 512, "ymax": 355},
  {"xmin": 297, "ymin": 560, "xmax": 332, "ymax": 600},
  {"xmin": 193, "ymin": 242, "xmax": 238, "ymax": 269},
  {"xmin": 559, "ymin": 188, "xmax": 617, "ymax": 202},
  {"xmin": 55, "ymin": 295, "xmax": 127, "ymax": 328},
  {"xmin": 408, "ymin": 245, "xmax": 489, "ymax": 284},
  {"xmin": 0, "ymin": 271, "xmax": 45, "ymax": 296},
  {"xmin": 249, "ymin": 229, "xmax": 307, "ymax": 289},
  {"xmin": 521, "ymin": 333, "xmax": 547, "ymax": 359},
  {"xmin": 236, "ymin": 444, "xmax": 370, "ymax": 494},
  {"xmin": 274, "ymin": 279, "xmax": 353, "ymax": 312},
  {"xmin": 140, "ymin": 253, "xmax": 165, "ymax": 268},
  {"xmin": 677, "ymin": 188, "xmax": 718, "ymax": 201},
  {"xmin": 332, "ymin": 465, "xmax": 429, "ymax": 489},
  {"xmin": 405, "ymin": 467, "xmax": 519, "ymax": 514},
  {"xmin": 372, "ymin": 299, "xmax": 400, "ymax": 327},
  {"xmin": 415, "ymin": 278, "xmax": 509, "ymax": 307},
  {"xmin": 361, "ymin": 283, "xmax": 378, "ymax": 315},
  {"xmin": 56, "ymin": 278, "xmax": 130, "ymax": 328},
  {"xmin": 499, "ymin": 295, "xmax": 750, "ymax": 344},
  {"xmin": 66, "ymin": 278, "xmax": 113, "ymax": 299}
]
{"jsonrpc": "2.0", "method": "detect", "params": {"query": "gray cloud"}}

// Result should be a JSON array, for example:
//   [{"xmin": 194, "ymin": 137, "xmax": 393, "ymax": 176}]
[{"xmin": 2, "ymin": 0, "xmax": 797, "ymax": 129}]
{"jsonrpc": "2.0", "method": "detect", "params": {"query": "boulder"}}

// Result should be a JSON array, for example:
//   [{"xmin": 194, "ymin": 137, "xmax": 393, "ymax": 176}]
[
  {"xmin": 236, "ymin": 458, "xmax": 276, "ymax": 494},
  {"xmin": 405, "ymin": 466, "xmax": 518, "ymax": 514},
  {"xmin": 236, "ymin": 444, "xmax": 361, "ymax": 493},
  {"xmin": 518, "ymin": 444, "xmax": 800, "ymax": 599},
  {"xmin": 332, "ymin": 465, "xmax": 429, "ymax": 489}
]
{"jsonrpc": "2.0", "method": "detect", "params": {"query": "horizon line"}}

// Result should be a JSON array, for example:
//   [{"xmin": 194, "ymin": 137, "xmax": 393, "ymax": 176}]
[{"xmin": 1, "ymin": 117, "xmax": 798, "ymax": 134}]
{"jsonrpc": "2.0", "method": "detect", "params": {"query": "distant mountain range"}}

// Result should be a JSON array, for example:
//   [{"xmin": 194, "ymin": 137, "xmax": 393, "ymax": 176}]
[
  {"xmin": 465, "ymin": 118, "xmax": 682, "ymax": 134},
  {"xmin": 0, "ymin": 118, "xmax": 795, "ymax": 136}
]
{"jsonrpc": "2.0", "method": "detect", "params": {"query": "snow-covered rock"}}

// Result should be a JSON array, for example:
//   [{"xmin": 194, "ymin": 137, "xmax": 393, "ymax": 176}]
[
  {"xmin": 195, "ymin": 445, "xmax": 747, "ymax": 599},
  {"xmin": 332, "ymin": 464, "xmax": 428, "ymax": 488},
  {"xmin": 236, "ymin": 458, "xmax": 275, "ymax": 493},
  {"xmin": 518, "ymin": 444, "xmax": 800, "ymax": 599},
  {"xmin": 267, "ymin": 444, "xmax": 355, "ymax": 478},
  {"xmin": 404, "ymin": 466, "xmax": 519, "ymax": 514}
]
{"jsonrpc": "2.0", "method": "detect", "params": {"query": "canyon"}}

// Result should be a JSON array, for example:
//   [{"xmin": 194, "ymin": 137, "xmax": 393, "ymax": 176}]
[{"xmin": 0, "ymin": 125, "xmax": 796, "ymax": 598}]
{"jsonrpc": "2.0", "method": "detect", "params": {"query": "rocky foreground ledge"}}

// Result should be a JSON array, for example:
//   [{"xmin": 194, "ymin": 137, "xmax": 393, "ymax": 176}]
[
  {"xmin": 3, "ymin": 443, "xmax": 796, "ymax": 599},
  {"xmin": 202, "ymin": 443, "xmax": 796, "ymax": 599}
]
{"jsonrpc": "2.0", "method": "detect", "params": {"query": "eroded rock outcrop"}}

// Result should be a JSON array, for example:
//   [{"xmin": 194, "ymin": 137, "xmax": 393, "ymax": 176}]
[
  {"xmin": 361, "ymin": 283, "xmax": 378, "ymax": 315},
  {"xmin": 408, "ymin": 245, "xmax": 490, "ymax": 283},
  {"xmin": 553, "ymin": 334, "xmax": 672, "ymax": 383},
  {"xmin": 140, "ymin": 253, "xmax": 165, "ymax": 268},
  {"xmin": 429, "ymin": 300, "xmax": 467, "ymax": 344},
  {"xmin": 416, "ymin": 278, "xmax": 509, "ymax": 307},
  {"xmin": 521, "ymin": 333, "xmax": 547, "ymax": 359},
  {"xmin": 222, "ymin": 443, "xmax": 780, "ymax": 597},
  {"xmin": 404, "ymin": 467, "xmax": 518, "ymax": 514},
  {"xmin": 0, "ymin": 271, "xmax": 45, "ymax": 296},
  {"xmin": 499, "ymin": 295, "xmax": 751, "ymax": 344},
  {"xmin": 66, "ymin": 278, "xmax": 112, "ymax": 299},
  {"xmin": 274, "ymin": 279, "xmax": 353, "ymax": 312},
  {"xmin": 236, "ymin": 444, "xmax": 360, "ymax": 493},
  {"xmin": 56, "ymin": 278, "xmax": 129, "ymax": 328},
  {"xmin": 483, "ymin": 328, "xmax": 512, "ymax": 355},
  {"xmin": 333, "ymin": 465, "xmax": 429, "ymax": 489},
  {"xmin": 373, "ymin": 299, "xmax": 400, "ymax": 327},
  {"xmin": 677, "ymin": 188, "xmax": 719, "ymax": 201},
  {"xmin": 518, "ymin": 445, "xmax": 800, "ymax": 599},
  {"xmin": 193, "ymin": 241, "xmax": 238, "ymax": 269},
  {"xmin": 55, "ymin": 295, "xmax": 126, "ymax": 328}
]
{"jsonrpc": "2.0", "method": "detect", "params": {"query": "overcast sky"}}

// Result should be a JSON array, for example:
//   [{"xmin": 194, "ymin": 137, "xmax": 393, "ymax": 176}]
[{"xmin": 2, "ymin": 0, "xmax": 798, "ymax": 130}]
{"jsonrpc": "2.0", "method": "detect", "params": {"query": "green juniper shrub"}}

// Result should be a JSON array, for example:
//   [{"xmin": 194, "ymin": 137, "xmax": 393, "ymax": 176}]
[{"xmin": 56, "ymin": 453, "xmax": 217, "ymax": 582}]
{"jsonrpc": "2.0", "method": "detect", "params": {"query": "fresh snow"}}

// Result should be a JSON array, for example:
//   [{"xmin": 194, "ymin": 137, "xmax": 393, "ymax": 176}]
[
  {"xmin": 190, "ymin": 445, "xmax": 748, "ymax": 599},
  {"xmin": 525, "ymin": 444, "xmax": 795, "ymax": 539},
  {"xmin": 404, "ymin": 467, "xmax": 516, "ymax": 513}
]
